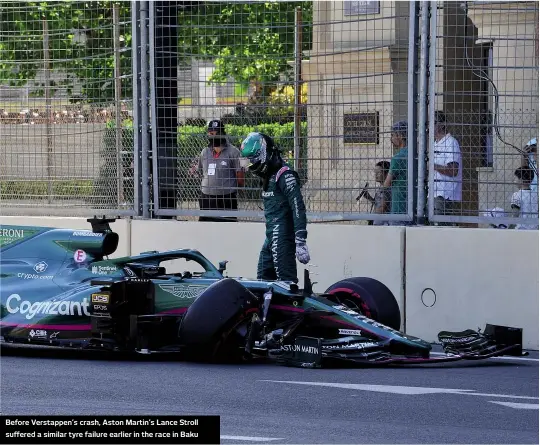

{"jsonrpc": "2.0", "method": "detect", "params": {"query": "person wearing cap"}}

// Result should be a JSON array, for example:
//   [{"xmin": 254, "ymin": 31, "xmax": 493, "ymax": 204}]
[
  {"xmin": 382, "ymin": 120, "xmax": 410, "ymax": 224},
  {"xmin": 432, "ymin": 111, "xmax": 462, "ymax": 225},
  {"xmin": 191, "ymin": 119, "xmax": 244, "ymax": 222},
  {"xmin": 521, "ymin": 137, "xmax": 537, "ymax": 193}
]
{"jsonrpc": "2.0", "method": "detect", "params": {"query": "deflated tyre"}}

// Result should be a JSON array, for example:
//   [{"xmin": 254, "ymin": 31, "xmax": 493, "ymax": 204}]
[{"xmin": 178, "ymin": 278, "xmax": 260, "ymax": 360}]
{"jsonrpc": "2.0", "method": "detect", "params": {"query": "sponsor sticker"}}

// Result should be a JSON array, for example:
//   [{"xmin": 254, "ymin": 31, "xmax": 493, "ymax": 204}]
[
  {"xmin": 29, "ymin": 329, "xmax": 47, "ymax": 338},
  {"xmin": 91, "ymin": 265, "xmax": 117, "ymax": 275},
  {"xmin": 0, "ymin": 227, "xmax": 34, "ymax": 247},
  {"xmin": 338, "ymin": 329, "xmax": 363, "ymax": 336},
  {"xmin": 73, "ymin": 249, "xmax": 87, "ymax": 263},
  {"xmin": 17, "ymin": 272, "xmax": 53, "ymax": 280},
  {"xmin": 73, "ymin": 231, "xmax": 103, "ymax": 237},
  {"xmin": 33, "ymin": 261, "xmax": 48, "ymax": 273},
  {"xmin": 91, "ymin": 293, "xmax": 109, "ymax": 304},
  {"xmin": 324, "ymin": 341, "xmax": 380, "ymax": 350},
  {"xmin": 5, "ymin": 294, "xmax": 90, "ymax": 319}
]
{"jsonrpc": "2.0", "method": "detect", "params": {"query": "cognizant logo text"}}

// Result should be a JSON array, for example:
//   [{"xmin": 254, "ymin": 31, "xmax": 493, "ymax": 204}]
[{"xmin": 5, "ymin": 294, "xmax": 91, "ymax": 319}]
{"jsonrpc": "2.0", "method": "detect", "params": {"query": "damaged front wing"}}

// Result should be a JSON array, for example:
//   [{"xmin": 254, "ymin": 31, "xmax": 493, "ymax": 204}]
[{"xmin": 265, "ymin": 324, "xmax": 527, "ymax": 368}]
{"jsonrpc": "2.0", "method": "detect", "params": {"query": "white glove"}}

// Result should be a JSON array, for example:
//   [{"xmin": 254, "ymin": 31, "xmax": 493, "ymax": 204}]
[{"xmin": 295, "ymin": 239, "xmax": 310, "ymax": 264}]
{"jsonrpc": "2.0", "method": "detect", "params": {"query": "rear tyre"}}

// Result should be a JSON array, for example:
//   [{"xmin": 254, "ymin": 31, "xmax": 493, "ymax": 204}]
[
  {"xmin": 178, "ymin": 278, "xmax": 260, "ymax": 361},
  {"xmin": 324, "ymin": 277, "xmax": 401, "ymax": 331}
]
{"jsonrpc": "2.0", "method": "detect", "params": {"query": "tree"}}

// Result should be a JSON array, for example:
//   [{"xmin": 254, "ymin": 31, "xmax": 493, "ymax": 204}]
[
  {"xmin": 0, "ymin": 1, "xmax": 132, "ymax": 104},
  {"xmin": 0, "ymin": 1, "xmax": 312, "ymax": 104},
  {"xmin": 178, "ymin": 1, "xmax": 313, "ymax": 87}
]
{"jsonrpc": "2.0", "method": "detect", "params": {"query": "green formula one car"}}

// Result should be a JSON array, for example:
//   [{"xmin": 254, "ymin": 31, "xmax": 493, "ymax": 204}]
[{"xmin": 0, "ymin": 217, "xmax": 525, "ymax": 367}]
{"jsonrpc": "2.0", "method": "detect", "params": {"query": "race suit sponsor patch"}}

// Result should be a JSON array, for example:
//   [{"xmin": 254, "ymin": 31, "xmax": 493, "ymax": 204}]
[{"xmin": 5, "ymin": 294, "xmax": 90, "ymax": 319}]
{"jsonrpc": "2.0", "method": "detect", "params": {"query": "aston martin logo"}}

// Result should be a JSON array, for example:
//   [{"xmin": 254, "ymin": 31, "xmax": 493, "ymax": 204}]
[{"xmin": 158, "ymin": 284, "xmax": 207, "ymax": 299}]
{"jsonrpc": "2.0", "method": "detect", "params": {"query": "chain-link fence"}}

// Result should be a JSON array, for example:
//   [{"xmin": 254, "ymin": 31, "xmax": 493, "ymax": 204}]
[
  {"xmin": 1, "ymin": 1, "xmax": 538, "ymax": 229},
  {"xmin": 427, "ymin": 0, "xmax": 539, "ymax": 228},
  {"xmin": 0, "ymin": 1, "xmax": 135, "ymax": 216},
  {"xmin": 150, "ymin": 1, "xmax": 417, "ymax": 224}
]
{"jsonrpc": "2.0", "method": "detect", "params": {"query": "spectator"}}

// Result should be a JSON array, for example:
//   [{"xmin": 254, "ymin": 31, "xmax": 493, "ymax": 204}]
[
  {"xmin": 432, "ymin": 111, "xmax": 462, "ymax": 225},
  {"xmin": 521, "ymin": 138, "xmax": 537, "ymax": 193},
  {"xmin": 357, "ymin": 160, "xmax": 391, "ymax": 225},
  {"xmin": 509, "ymin": 166, "xmax": 539, "ymax": 230},
  {"xmin": 382, "ymin": 120, "xmax": 410, "ymax": 225},
  {"xmin": 190, "ymin": 119, "xmax": 244, "ymax": 222}
]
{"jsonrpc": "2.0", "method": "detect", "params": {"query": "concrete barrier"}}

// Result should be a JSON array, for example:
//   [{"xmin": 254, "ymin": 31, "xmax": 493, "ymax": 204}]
[
  {"xmin": 405, "ymin": 226, "xmax": 539, "ymax": 349},
  {"xmin": 130, "ymin": 220, "xmax": 406, "ymax": 326},
  {"xmin": 0, "ymin": 216, "xmax": 131, "ymax": 257},
  {"xmin": 2, "ymin": 216, "xmax": 538, "ymax": 349}
]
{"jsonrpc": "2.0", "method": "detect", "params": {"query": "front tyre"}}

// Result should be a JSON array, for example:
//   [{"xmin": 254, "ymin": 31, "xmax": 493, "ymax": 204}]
[{"xmin": 324, "ymin": 277, "xmax": 401, "ymax": 331}]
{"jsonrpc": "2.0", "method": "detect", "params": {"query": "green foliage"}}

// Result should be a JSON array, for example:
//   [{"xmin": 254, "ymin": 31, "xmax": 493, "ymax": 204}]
[
  {"xmin": 0, "ymin": 180, "xmax": 93, "ymax": 198},
  {"xmin": 93, "ymin": 120, "xmax": 308, "ymax": 204},
  {"xmin": 174, "ymin": 1, "xmax": 312, "ymax": 85},
  {"xmin": 1, "ymin": 1, "xmax": 312, "ymax": 105},
  {"xmin": 0, "ymin": 1, "xmax": 132, "ymax": 104}
]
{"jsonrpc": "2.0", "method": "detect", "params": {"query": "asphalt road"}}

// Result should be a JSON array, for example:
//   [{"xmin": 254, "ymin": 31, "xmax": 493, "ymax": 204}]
[{"xmin": 1, "ymin": 346, "xmax": 538, "ymax": 444}]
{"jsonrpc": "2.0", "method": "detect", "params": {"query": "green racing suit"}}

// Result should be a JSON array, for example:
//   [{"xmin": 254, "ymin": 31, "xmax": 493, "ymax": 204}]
[{"xmin": 257, "ymin": 165, "xmax": 308, "ymax": 283}]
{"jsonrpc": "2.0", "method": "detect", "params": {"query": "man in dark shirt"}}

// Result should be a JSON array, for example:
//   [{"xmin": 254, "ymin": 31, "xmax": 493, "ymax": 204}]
[{"xmin": 190, "ymin": 119, "xmax": 244, "ymax": 221}]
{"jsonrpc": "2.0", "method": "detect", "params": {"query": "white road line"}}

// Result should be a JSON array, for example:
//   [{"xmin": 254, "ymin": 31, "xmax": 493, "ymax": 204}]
[
  {"xmin": 261, "ymin": 380, "xmax": 538, "ymax": 400},
  {"xmin": 430, "ymin": 352, "xmax": 539, "ymax": 362},
  {"xmin": 221, "ymin": 435, "xmax": 283, "ymax": 442},
  {"xmin": 489, "ymin": 401, "xmax": 539, "ymax": 410},
  {"xmin": 262, "ymin": 380, "xmax": 475, "ymax": 395}
]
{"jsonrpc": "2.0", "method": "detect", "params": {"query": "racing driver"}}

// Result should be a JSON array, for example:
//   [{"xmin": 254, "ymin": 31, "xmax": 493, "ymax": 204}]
[{"xmin": 240, "ymin": 132, "xmax": 310, "ymax": 283}]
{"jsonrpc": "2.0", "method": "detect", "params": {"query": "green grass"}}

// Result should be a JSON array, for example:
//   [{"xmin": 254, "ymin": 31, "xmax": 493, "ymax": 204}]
[{"xmin": 0, "ymin": 180, "xmax": 94, "ymax": 198}]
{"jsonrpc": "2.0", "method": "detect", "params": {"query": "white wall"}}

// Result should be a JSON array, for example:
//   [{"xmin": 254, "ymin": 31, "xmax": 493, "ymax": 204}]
[
  {"xmin": 405, "ymin": 226, "xmax": 539, "ymax": 349},
  {"xmin": 0, "ymin": 216, "xmax": 131, "ymax": 257},
  {"xmin": 130, "ymin": 221, "xmax": 406, "ymax": 320}
]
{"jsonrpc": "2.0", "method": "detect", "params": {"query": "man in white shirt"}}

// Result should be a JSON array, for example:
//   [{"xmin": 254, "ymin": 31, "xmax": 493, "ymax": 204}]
[
  {"xmin": 510, "ymin": 166, "xmax": 539, "ymax": 230},
  {"xmin": 432, "ymin": 111, "xmax": 462, "ymax": 225}
]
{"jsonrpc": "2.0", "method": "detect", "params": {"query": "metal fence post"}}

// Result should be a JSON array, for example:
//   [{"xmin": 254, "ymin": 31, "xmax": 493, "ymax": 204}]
[
  {"xmin": 427, "ymin": 0, "xmax": 438, "ymax": 222},
  {"xmin": 407, "ymin": 0, "xmax": 420, "ymax": 222},
  {"xmin": 131, "ymin": 1, "xmax": 142, "ymax": 216},
  {"xmin": 293, "ymin": 6, "xmax": 303, "ymax": 172},
  {"xmin": 140, "ymin": 1, "xmax": 151, "ymax": 219},
  {"xmin": 113, "ymin": 3, "xmax": 123, "ymax": 208},
  {"xmin": 415, "ymin": 1, "xmax": 430, "ymax": 223}
]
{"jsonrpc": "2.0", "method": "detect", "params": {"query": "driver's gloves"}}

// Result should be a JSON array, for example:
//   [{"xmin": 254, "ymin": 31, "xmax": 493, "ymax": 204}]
[{"xmin": 295, "ymin": 237, "xmax": 310, "ymax": 264}]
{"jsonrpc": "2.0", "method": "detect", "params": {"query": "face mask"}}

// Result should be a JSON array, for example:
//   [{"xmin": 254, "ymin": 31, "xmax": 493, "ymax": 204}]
[{"xmin": 210, "ymin": 136, "xmax": 226, "ymax": 147}]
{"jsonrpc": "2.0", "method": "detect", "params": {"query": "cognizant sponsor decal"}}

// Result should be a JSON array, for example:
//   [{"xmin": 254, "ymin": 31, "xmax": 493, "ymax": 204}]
[{"xmin": 5, "ymin": 294, "xmax": 90, "ymax": 319}]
